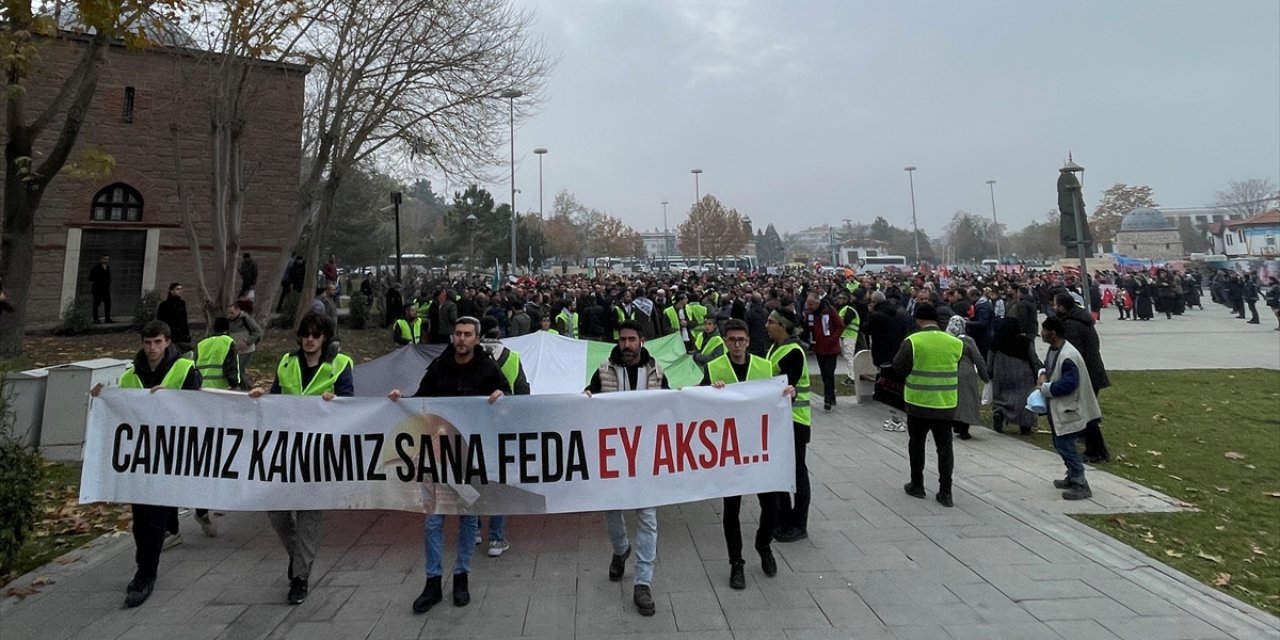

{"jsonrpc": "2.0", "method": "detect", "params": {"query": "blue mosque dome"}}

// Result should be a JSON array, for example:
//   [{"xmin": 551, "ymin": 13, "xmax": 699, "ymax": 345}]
[{"xmin": 1119, "ymin": 207, "xmax": 1175, "ymax": 231}]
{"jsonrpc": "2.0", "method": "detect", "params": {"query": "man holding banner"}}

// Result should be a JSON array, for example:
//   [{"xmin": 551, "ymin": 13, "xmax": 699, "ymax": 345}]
[
  {"xmin": 389, "ymin": 316, "xmax": 510, "ymax": 615},
  {"xmin": 703, "ymin": 319, "xmax": 784, "ymax": 590},
  {"xmin": 585, "ymin": 320, "xmax": 668, "ymax": 617},
  {"xmin": 766, "ymin": 308, "xmax": 813, "ymax": 543},
  {"xmin": 90, "ymin": 320, "xmax": 202, "ymax": 609},
  {"xmin": 248, "ymin": 312, "xmax": 354, "ymax": 605}
]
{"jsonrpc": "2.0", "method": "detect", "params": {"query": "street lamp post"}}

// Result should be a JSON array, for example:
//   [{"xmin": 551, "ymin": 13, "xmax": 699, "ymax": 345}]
[
  {"xmin": 691, "ymin": 169, "xmax": 703, "ymax": 263},
  {"xmin": 391, "ymin": 191, "xmax": 403, "ymax": 284},
  {"xmin": 986, "ymin": 179, "xmax": 1001, "ymax": 262},
  {"xmin": 466, "ymin": 213, "xmax": 478, "ymax": 278},
  {"xmin": 500, "ymin": 89, "xmax": 523, "ymax": 275},
  {"xmin": 1061, "ymin": 158, "xmax": 1091, "ymax": 314},
  {"xmin": 904, "ymin": 166, "xmax": 920, "ymax": 267},
  {"xmin": 533, "ymin": 148, "xmax": 548, "ymax": 219},
  {"xmin": 661, "ymin": 200, "xmax": 669, "ymax": 269}
]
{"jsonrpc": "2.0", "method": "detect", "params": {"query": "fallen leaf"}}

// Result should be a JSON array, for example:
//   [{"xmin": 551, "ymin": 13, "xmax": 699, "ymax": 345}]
[
  {"xmin": 1246, "ymin": 464, "xmax": 1257, "ymax": 470},
  {"xmin": 1147, "ymin": 450, "xmax": 1163, "ymax": 456},
  {"xmin": 1127, "ymin": 442, "xmax": 1138, "ymax": 448},
  {"xmin": 1214, "ymin": 526, "xmax": 1226, "ymax": 531},
  {"xmin": 1197, "ymin": 552, "xmax": 1223, "ymax": 563},
  {"xmin": 1224, "ymin": 452, "xmax": 1246, "ymax": 460},
  {"xmin": 1251, "ymin": 545, "xmax": 1267, "ymax": 556},
  {"xmin": 1213, "ymin": 573, "xmax": 1232, "ymax": 587},
  {"xmin": 1215, "ymin": 487, "xmax": 1230, "ymax": 493},
  {"xmin": 1165, "ymin": 549, "xmax": 1185, "ymax": 558},
  {"xmin": 1168, "ymin": 475, "xmax": 1183, "ymax": 481}
]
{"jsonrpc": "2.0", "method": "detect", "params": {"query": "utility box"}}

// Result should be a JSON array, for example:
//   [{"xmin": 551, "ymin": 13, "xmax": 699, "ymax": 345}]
[
  {"xmin": 40, "ymin": 358, "xmax": 130, "ymax": 461},
  {"xmin": 3, "ymin": 368, "xmax": 52, "ymax": 448}
]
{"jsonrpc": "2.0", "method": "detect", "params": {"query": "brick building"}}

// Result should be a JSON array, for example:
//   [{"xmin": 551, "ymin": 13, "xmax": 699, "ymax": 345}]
[{"xmin": 1, "ymin": 32, "xmax": 307, "ymax": 326}]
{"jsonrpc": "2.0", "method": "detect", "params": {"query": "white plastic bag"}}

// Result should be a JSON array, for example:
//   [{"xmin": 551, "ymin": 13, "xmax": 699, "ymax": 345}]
[{"xmin": 980, "ymin": 383, "xmax": 992, "ymax": 406}]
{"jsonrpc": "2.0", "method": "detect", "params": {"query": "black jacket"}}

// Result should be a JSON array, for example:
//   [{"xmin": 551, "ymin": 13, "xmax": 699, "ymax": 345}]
[
  {"xmin": 129, "ymin": 344, "xmax": 203, "ymax": 389},
  {"xmin": 156, "ymin": 296, "xmax": 191, "ymax": 345},
  {"xmin": 412, "ymin": 345, "xmax": 511, "ymax": 398},
  {"xmin": 1059, "ymin": 306, "xmax": 1110, "ymax": 392},
  {"xmin": 864, "ymin": 303, "xmax": 908, "ymax": 366}
]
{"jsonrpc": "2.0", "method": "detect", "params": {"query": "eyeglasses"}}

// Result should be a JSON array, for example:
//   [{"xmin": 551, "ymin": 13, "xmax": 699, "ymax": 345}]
[{"xmin": 725, "ymin": 337, "xmax": 748, "ymax": 343}]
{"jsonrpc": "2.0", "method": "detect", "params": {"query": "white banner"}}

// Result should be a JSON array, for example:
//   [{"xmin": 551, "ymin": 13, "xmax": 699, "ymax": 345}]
[{"xmin": 81, "ymin": 378, "xmax": 795, "ymax": 515}]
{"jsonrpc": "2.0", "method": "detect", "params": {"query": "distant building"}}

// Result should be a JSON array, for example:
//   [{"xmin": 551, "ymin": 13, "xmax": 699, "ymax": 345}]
[
  {"xmin": 1112, "ymin": 208, "xmax": 1183, "ymax": 260},
  {"xmin": 0, "ymin": 32, "xmax": 307, "ymax": 326},
  {"xmin": 640, "ymin": 229, "xmax": 675, "ymax": 260},
  {"xmin": 1208, "ymin": 210, "xmax": 1280, "ymax": 258}
]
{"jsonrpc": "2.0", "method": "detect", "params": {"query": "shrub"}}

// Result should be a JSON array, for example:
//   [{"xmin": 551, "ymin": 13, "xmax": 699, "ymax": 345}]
[
  {"xmin": 132, "ymin": 289, "xmax": 162, "ymax": 329},
  {"xmin": 0, "ymin": 378, "xmax": 43, "ymax": 575},
  {"xmin": 53, "ymin": 296, "xmax": 92, "ymax": 336},
  {"xmin": 348, "ymin": 292, "xmax": 370, "ymax": 330}
]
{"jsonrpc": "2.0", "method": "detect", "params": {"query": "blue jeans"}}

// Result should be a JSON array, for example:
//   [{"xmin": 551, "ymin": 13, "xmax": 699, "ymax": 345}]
[
  {"xmin": 486, "ymin": 515, "xmax": 506, "ymax": 542},
  {"xmin": 605, "ymin": 508, "xmax": 657, "ymax": 586},
  {"xmin": 1052, "ymin": 430, "xmax": 1086, "ymax": 484},
  {"xmin": 424, "ymin": 514, "xmax": 478, "ymax": 578}
]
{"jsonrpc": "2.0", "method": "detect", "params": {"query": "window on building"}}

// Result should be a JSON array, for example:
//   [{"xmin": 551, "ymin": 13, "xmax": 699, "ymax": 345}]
[
  {"xmin": 123, "ymin": 87, "xmax": 135, "ymax": 124},
  {"xmin": 1267, "ymin": 235, "xmax": 1276, "ymax": 247},
  {"xmin": 90, "ymin": 183, "xmax": 143, "ymax": 222}
]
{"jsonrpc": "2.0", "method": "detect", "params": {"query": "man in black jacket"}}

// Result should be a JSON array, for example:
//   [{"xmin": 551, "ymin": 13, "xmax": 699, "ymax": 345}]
[
  {"xmin": 390, "ymin": 317, "xmax": 509, "ymax": 616},
  {"xmin": 89, "ymin": 254, "xmax": 113, "ymax": 323},
  {"xmin": 156, "ymin": 282, "xmax": 191, "ymax": 350},
  {"xmin": 1053, "ymin": 293, "xmax": 1112, "ymax": 463},
  {"xmin": 863, "ymin": 291, "xmax": 908, "ymax": 367}
]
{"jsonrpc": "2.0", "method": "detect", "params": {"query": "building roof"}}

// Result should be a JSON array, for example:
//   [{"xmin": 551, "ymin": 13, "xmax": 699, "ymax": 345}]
[
  {"xmin": 1119, "ymin": 207, "xmax": 1175, "ymax": 231},
  {"xmin": 1226, "ymin": 209, "xmax": 1280, "ymax": 228}
]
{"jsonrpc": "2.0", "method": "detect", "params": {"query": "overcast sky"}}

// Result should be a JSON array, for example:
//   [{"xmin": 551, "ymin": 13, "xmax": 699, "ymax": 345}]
[{"xmin": 488, "ymin": 0, "xmax": 1280, "ymax": 237}]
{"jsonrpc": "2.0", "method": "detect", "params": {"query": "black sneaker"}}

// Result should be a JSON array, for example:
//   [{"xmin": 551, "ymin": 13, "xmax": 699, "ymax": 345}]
[
  {"xmin": 729, "ymin": 563, "xmax": 745, "ymax": 590},
  {"xmin": 608, "ymin": 546, "xmax": 631, "ymax": 582},
  {"xmin": 823, "ymin": 402, "xmax": 831, "ymax": 412},
  {"xmin": 759, "ymin": 548, "xmax": 777, "ymax": 577},
  {"xmin": 903, "ymin": 482, "xmax": 926, "ymax": 499},
  {"xmin": 1062, "ymin": 483, "xmax": 1093, "ymax": 501},
  {"xmin": 287, "ymin": 577, "xmax": 308, "ymax": 605},
  {"xmin": 413, "ymin": 576, "xmax": 442, "ymax": 614},
  {"xmin": 123, "ymin": 578, "xmax": 154, "ymax": 608},
  {"xmin": 935, "ymin": 493, "xmax": 954, "ymax": 508},
  {"xmin": 633, "ymin": 585, "xmax": 656, "ymax": 616},
  {"xmin": 452, "ymin": 572, "xmax": 470, "ymax": 607},
  {"xmin": 1052, "ymin": 477, "xmax": 1071, "ymax": 490},
  {"xmin": 774, "ymin": 527, "xmax": 808, "ymax": 543}
]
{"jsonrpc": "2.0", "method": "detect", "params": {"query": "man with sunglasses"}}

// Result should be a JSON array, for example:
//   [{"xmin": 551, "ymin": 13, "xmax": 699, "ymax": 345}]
[
  {"xmin": 248, "ymin": 312, "xmax": 354, "ymax": 605},
  {"xmin": 701, "ymin": 319, "xmax": 788, "ymax": 590}
]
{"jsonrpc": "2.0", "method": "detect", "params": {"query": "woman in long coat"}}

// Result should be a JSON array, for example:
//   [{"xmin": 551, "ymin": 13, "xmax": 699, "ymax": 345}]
[
  {"xmin": 1133, "ymin": 274, "xmax": 1155, "ymax": 320},
  {"xmin": 986, "ymin": 321, "xmax": 1043, "ymax": 435},
  {"xmin": 945, "ymin": 316, "xmax": 990, "ymax": 440}
]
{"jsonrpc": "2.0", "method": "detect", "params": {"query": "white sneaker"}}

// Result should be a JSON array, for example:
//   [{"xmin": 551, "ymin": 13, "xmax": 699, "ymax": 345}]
[
  {"xmin": 475, "ymin": 534, "xmax": 482, "ymax": 545},
  {"xmin": 162, "ymin": 532, "xmax": 183, "ymax": 550},
  {"xmin": 194, "ymin": 511, "xmax": 218, "ymax": 538},
  {"xmin": 487, "ymin": 540, "xmax": 510, "ymax": 557}
]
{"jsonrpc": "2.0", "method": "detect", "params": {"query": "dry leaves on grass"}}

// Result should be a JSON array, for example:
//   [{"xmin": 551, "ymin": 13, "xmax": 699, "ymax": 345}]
[
  {"xmin": 1165, "ymin": 549, "xmax": 1185, "ymax": 558},
  {"xmin": 1214, "ymin": 573, "xmax": 1232, "ymax": 587},
  {"xmin": 1197, "ymin": 551, "xmax": 1224, "ymax": 563},
  {"xmin": 1224, "ymin": 452, "xmax": 1247, "ymax": 460}
]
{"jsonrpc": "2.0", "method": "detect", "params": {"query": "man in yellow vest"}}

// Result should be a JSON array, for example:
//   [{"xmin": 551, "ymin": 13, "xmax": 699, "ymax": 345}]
[
  {"xmin": 555, "ymin": 299, "xmax": 578, "ymax": 338},
  {"xmin": 248, "ymin": 312, "xmax": 354, "ymax": 604},
  {"xmin": 690, "ymin": 315, "xmax": 726, "ymax": 367},
  {"xmin": 765, "ymin": 308, "xmax": 813, "ymax": 543},
  {"xmin": 193, "ymin": 317, "xmax": 240, "ymax": 390},
  {"xmin": 90, "ymin": 320, "xmax": 202, "ymax": 608},
  {"xmin": 892, "ymin": 304, "xmax": 963, "ymax": 508},
  {"xmin": 835, "ymin": 291, "xmax": 861, "ymax": 386},
  {"xmin": 701, "ymin": 319, "xmax": 787, "ymax": 590},
  {"xmin": 393, "ymin": 304, "xmax": 425, "ymax": 345}
]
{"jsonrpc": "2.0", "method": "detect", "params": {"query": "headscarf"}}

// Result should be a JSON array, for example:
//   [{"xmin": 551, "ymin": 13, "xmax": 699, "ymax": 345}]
[{"xmin": 945, "ymin": 315, "xmax": 967, "ymax": 337}]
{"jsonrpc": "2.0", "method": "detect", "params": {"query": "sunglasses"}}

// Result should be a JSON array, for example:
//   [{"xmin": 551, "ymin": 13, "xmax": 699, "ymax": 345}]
[{"xmin": 299, "ymin": 331, "xmax": 325, "ymax": 339}]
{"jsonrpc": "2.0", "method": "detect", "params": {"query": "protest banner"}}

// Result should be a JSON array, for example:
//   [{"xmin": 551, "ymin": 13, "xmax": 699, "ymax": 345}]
[{"xmin": 81, "ymin": 378, "xmax": 795, "ymax": 515}]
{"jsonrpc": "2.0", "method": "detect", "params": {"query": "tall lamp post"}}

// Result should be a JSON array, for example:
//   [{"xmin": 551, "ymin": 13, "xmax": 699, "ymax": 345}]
[
  {"xmin": 500, "ymin": 88, "xmax": 522, "ymax": 275},
  {"xmin": 986, "ymin": 179, "xmax": 1001, "ymax": 262},
  {"xmin": 691, "ymin": 168, "xmax": 703, "ymax": 263},
  {"xmin": 390, "ymin": 191, "xmax": 403, "ymax": 283},
  {"xmin": 904, "ymin": 166, "xmax": 920, "ymax": 267},
  {"xmin": 466, "ymin": 213, "xmax": 478, "ymax": 278},
  {"xmin": 533, "ymin": 147, "xmax": 548, "ymax": 219},
  {"xmin": 1061, "ymin": 158, "xmax": 1091, "ymax": 314},
  {"xmin": 661, "ymin": 200, "xmax": 669, "ymax": 269}
]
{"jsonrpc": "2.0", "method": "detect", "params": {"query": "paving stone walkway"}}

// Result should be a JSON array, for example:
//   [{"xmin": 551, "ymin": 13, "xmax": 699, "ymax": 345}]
[{"xmin": 4, "ymin": 302, "xmax": 1276, "ymax": 639}]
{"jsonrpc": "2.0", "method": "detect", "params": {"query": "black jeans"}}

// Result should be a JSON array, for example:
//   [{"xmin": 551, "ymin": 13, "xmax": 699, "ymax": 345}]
[
  {"xmin": 132, "ymin": 504, "xmax": 177, "ymax": 582},
  {"xmin": 816, "ymin": 353, "xmax": 838, "ymax": 405},
  {"xmin": 777, "ymin": 424, "xmax": 810, "ymax": 532},
  {"xmin": 907, "ymin": 415, "xmax": 953, "ymax": 494},
  {"xmin": 723, "ymin": 492, "xmax": 782, "ymax": 564},
  {"xmin": 92, "ymin": 292, "xmax": 111, "ymax": 321}
]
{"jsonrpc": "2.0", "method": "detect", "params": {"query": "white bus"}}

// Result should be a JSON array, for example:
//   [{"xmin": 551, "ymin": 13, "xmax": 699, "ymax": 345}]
[{"xmin": 859, "ymin": 255, "xmax": 908, "ymax": 273}]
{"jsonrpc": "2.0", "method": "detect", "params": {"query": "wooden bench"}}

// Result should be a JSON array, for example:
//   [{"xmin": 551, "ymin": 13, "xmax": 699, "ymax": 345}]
[{"xmin": 851, "ymin": 349, "xmax": 877, "ymax": 405}]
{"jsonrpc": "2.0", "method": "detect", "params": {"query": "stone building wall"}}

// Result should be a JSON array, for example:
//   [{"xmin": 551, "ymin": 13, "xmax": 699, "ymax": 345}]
[
  {"xmin": 1113, "ymin": 229, "xmax": 1183, "ymax": 260},
  {"xmin": 1, "ymin": 34, "xmax": 307, "ymax": 325}
]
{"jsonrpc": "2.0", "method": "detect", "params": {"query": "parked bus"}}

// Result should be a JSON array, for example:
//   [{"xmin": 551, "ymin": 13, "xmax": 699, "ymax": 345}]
[{"xmin": 859, "ymin": 255, "xmax": 908, "ymax": 273}]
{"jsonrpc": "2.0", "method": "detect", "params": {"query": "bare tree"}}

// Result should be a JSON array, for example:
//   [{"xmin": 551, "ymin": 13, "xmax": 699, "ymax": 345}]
[
  {"xmin": 676, "ymin": 194, "xmax": 746, "ymax": 261},
  {"xmin": 289, "ymin": 0, "xmax": 551, "ymax": 325},
  {"xmin": 1210, "ymin": 178, "xmax": 1279, "ymax": 220},
  {"xmin": 0, "ymin": 2, "xmax": 183, "ymax": 357}
]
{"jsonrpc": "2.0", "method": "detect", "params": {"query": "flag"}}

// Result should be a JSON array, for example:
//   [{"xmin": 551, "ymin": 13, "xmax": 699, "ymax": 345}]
[{"xmin": 491, "ymin": 259, "xmax": 500, "ymax": 290}]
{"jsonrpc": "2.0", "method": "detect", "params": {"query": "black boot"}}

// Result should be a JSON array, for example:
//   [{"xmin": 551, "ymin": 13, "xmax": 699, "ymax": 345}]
[
  {"xmin": 452, "ymin": 572, "xmax": 470, "ymax": 607},
  {"xmin": 413, "ymin": 576, "xmax": 442, "ymax": 614},
  {"xmin": 729, "ymin": 562, "xmax": 746, "ymax": 590},
  {"xmin": 992, "ymin": 414, "xmax": 1004, "ymax": 434}
]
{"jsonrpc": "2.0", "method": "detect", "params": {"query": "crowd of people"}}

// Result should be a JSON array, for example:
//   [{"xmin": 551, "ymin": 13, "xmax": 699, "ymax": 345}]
[{"xmin": 82, "ymin": 257, "xmax": 1279, "ymax": 616}]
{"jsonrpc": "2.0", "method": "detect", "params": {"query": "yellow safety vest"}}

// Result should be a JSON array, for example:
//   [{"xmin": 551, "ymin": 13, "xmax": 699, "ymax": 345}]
[
  {"xmin": 706, "ymin": 353, "xmax": 773, "ymax": 384},
  {"xmin": 276, "ymin": 352, "xmax": 354, "ymax": 396},
  {"xmin": 838, "ymin": 306, "xmax": 860, "ymax": 340},
  {"xmin": 612, "ymin": 305, "xmax": 636, "ymax": 339},
  {"xmin": 194, "ymin": 335, "xmax": 236, "ymax": 389},
  {"xmin": 557, "ymin": 310, "xmax": 579, "ymax": 339},
  {"xmin": 120, "ymin": 358, "xmax": 196, "ymax": 390},
  {"xmin": 694, "ymin": 331, "xmax": 725, "ymax": 357},
  {"xmin": 767, "ymin": 340, "xmax": 811, "ymax": 426},
  {"xmin": 903, "ymin": 330, "xmax": 963, "ymax": 410},
  {"xmin": 394, "ymin": 317, "xmax": 423, "ymax": 343}
]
